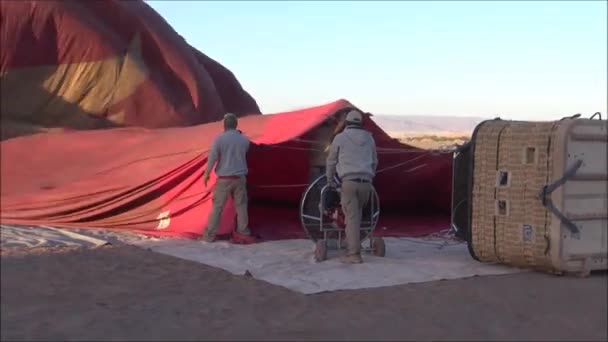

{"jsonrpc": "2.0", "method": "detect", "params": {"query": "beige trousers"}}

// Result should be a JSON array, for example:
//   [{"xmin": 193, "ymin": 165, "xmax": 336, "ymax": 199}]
[
  {"xmin": 340, "ymin": 181, "xmax": 372, "ymax": 256},
  {"xmin": 204, "ymin": 177, "xmax": 250, "ymax": 239}
]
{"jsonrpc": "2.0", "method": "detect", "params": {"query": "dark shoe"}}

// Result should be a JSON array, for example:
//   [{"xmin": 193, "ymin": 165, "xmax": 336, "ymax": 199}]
[
  {"xmin": 230, "ymin": 231, "xmax": 259, "ymax": 245},
  {"xmin": 200, "ymin": 235, "xmax": 216, "ymax": 243},
  {"xmin": 340, "ymin": 254, "xmax": 363, "ymax": 264}
]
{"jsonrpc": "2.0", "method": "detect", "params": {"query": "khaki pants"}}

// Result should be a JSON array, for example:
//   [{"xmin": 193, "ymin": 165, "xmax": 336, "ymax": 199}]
[
  {"xmin": 341, "ymin": 180, "xmax": 372, "ymax": 256},
  {"xmin": 204, "ymin": 177, "xmax": 250, "ymax": 239}
]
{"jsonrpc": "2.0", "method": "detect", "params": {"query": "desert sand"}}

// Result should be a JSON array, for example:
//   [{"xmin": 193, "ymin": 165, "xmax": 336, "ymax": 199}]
[
  {"xmin": 1, "ymin": 245, "xmax": 606, "ymax": 341},
  {"xmin": 392, "ymin": 131, "xmax": 471, "ymax": 150}
]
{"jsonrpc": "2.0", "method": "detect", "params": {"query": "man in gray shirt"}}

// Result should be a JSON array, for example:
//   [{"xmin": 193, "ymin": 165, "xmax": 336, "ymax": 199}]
[
  {"xmin": 202, "ymin": 113, "xmax": 254, "ymax": 243},
  {"xmin": 326, "ymin": 109, "xmax": 378, "ymax": 264}
]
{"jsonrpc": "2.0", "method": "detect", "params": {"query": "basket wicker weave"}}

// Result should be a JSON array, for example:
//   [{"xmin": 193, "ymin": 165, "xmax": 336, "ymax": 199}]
[{"xmin": 470, "ymin": 120, "xmax": 563, "ymax": 272}]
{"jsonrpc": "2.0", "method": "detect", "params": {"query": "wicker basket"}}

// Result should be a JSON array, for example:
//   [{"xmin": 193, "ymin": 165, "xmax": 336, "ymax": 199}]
[{"xmin": 462, "ymin": 117, "xmax": 608, "ymax": 275}]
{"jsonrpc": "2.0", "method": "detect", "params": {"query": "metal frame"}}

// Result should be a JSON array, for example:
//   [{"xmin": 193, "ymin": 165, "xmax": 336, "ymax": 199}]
[
  {"xmin": 299, "ymin": 174, "xmax": 381, "ymax": 252},
  {"xmin": 450, "ymin": 148, "xmax": 459, "ymax": 235}
]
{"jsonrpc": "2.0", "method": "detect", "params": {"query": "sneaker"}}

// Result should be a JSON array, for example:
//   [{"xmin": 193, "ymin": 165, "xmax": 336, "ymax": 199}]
[
  {"xmin": 200, "ymin": 235, "xmax": 215, "ymax": 243},
  {"xmin": 340, "ymin": 254, "xmax": 363, "ymax": 264},
  {"xmin": 230, "ymin": 231, "xmax": 259, "ymax": 245},
  {"xmin": 238, "ymin": 227, "xmax": 252, "ymax": 236}
]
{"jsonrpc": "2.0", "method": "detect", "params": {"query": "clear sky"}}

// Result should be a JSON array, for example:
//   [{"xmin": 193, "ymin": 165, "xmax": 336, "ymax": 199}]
[{"xmin": 147, "ymin": 0, "xmax": 607, "ymax": 120}]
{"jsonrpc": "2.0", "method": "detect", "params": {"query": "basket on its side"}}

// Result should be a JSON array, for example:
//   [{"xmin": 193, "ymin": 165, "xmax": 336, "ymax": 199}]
[{"xmin": 462, "ymin": 116, "xmax": 607, "ymax": 276}]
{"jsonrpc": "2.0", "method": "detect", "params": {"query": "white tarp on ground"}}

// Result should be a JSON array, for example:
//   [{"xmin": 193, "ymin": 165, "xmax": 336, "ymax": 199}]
[
  {"xmin": 0, "ymin": 225, "xmax": 525, "ymax": 294},
  {"xmin": 0, "ymin": 225, "xmax": 110, "ymax": 249},
  {"xmin": 133, "ymin": 237, "xmax": 525, "ymax": 295}
]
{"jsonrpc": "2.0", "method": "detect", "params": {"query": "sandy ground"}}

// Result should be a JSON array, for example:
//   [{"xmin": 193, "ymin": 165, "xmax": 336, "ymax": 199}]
[
  {"xmin": 1, "ymin": 245, "xmax": 606, "ymax": 342},
  {"xmin": 385, "ymin": 132, "xmax": 470, "ymax": 150}
]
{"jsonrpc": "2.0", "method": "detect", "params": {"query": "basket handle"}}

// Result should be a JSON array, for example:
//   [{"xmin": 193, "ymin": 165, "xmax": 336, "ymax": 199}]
[
  {"xmin": 590, "ymin": 112, "xmax": 602, "ymax": 120},
  {"xmin": 559, "ymin": 113, "xmax": 582, "ymax": 121}
]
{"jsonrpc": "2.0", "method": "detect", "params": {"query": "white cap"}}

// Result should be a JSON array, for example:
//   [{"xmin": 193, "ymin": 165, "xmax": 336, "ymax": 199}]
[{"xmin": 345, "ymin": 110, "xmax": 362, "ymax": 124}]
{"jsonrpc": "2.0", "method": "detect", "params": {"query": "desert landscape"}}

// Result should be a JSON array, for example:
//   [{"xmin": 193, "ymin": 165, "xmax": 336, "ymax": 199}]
[
  {"xmin": 371, "ymin": 115, "xmax": 482, "ymax": 149},
  {"xmin": 394, "ymin": 131, "xmax": 471, "ymax": 150},
  {"xmin": 2, "ymin": 1, "xmax": 606, "ymax": 341}
]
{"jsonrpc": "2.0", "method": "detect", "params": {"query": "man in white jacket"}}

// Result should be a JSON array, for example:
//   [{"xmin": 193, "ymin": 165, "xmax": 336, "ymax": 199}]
[{"xmin": 325, "ymin": 109, "xmax": 378, "ymax": 264}]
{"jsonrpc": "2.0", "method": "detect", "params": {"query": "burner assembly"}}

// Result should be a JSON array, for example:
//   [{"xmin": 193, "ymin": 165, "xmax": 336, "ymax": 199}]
[{"xmin": 299, "ymin": 175, "xmax": 385, "ymax": 262}]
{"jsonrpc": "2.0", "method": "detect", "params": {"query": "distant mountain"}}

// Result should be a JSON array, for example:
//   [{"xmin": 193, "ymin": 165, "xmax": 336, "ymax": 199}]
[{"xmin": 370, "ymin": 114, "xmax": 487, "ymax": 136}]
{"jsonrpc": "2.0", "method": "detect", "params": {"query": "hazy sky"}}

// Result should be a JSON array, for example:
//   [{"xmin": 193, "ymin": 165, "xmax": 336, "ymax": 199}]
[{"xmin": 148, "ymin": 1, "xmax": 607, "ymax": 120}]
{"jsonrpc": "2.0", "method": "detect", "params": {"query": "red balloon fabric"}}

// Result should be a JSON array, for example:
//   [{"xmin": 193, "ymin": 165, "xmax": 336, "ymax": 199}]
[
  {"xmin": 0, "ymin": 0, "xmax": 260, "ymax": 140},
  {"xmin": 0, "ymin": 1, "xmax": 453, "ymax": 240},
  {"xmin": 0, "ymin": 100, "xmax": 453, "ymax": 240}
]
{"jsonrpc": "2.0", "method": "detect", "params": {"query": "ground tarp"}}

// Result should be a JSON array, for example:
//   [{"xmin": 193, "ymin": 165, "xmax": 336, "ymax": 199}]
[
  {"xmin": 0, "ymin": 224, "xmax": 523, "ymax": 294},
  {"xmin": 0, "ymin": 100, "xmax": 453, "ymax": 240},
  {"xmin": 133, "ymin": 237, "xmax": 523, "ymax": 295}
]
